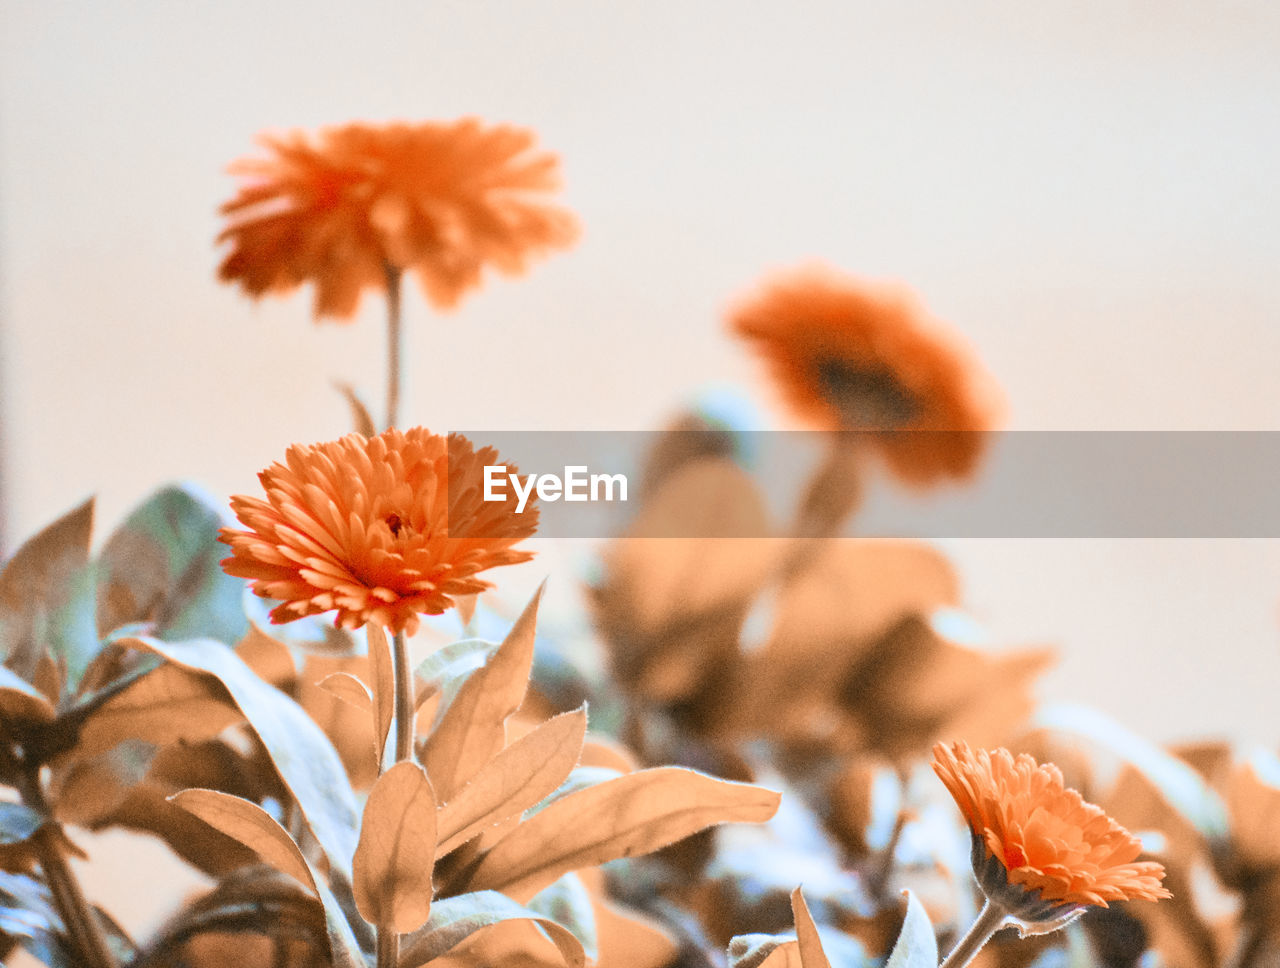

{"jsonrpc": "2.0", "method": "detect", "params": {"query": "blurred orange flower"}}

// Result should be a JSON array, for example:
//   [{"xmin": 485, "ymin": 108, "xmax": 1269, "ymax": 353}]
[
  {"xmin": 217, "ymin": 118, "xmax": 579, "ymax": 319},
  {"xmin": 933, "ymin": 741, "xmax": 1170, "ymax": 923},
  {"xmin": 728, "ymin": 265, "xmax": 1002, "ymax": 484},
  {"xmin": 220, "ymin": 429, "xmax": 536, "ymax": 635}
]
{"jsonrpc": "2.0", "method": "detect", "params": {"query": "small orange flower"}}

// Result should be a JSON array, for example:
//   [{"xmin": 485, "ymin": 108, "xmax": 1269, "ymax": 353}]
[
  {"xmin": 728, "ymin": 265, "xmax": 1001, "ymax": 484},
  {"xmin": 933, "ymin": 741, "xmax": 1170, "ymax": 923},
  {"xmin": 217, "ymin": 118, "xmax": 579, "ymax": 319},
  {"xmin": 220, "ymin": 429, "xmax": 536, "ymax": 635}
]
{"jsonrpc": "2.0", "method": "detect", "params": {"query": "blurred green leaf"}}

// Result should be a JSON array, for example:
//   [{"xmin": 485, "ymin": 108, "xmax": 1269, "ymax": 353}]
[
  {"xmin": 884, "ymin": 891, "xmax": 936, "ymax": 968},
  {"xmin": 0, "ymin": 666, "xmax": 56, "ymax": 726},
  {"xmin": 48, "ymin": 564, "xmax": 101, "ymax": 695},
  {"xmin": 415, "ymin": 638, "xmax": 499, "ymax": 724},
  {"xmin": 334, "ymin": 381, "xmax": 377, "ymax": 437},
  {"xmin": 398, "ymin": 890, "xmax": 586, "ymax": 968},
  {"xmin": 0, "ymin": 498, "xmax": 93, "ymax": 682},
  {"xmin": 528, "ymin": 873, "xmax": 598, "ymax": 963},
  {"xmin": 96, "ymin": 484, "xmax": 247, "ymax": 645},
  {"xmin": 728, "ymin": 933, "xmax": 801, "ymax": 968},
  {"xmin": 0, "ymin": 871, "xmax": 70, "ymax": 967},
  {"xmin": 1035, "ymin": 704, "xmax": 1230, "ymax": 842},
  {"xmin": 0, "ymin": 804, "xmax": 43, "ymax": 845},
  {"xmin": 120, "ymin": 636, "xmax": 359, "ymax": 875}
]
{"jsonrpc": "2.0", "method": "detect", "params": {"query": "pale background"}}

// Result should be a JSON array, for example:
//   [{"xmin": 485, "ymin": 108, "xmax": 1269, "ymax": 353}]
[{"xmin": 4, "ymin": 1, "xmax": 1280, "ymax": 754}]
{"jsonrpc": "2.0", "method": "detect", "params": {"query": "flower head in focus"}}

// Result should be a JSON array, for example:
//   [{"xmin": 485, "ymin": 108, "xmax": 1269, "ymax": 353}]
[
  {"xmin": 217, "ymin": 118, "xmax": 579, "ymax": 319},
  {"xmin": 932, "ymin": 741, "xmax": 1170, "ymax": 927},
  {"xmin": 728, "ymin": 265, "xmax": 1002, "ymax": 484},
  {"xmin": 220, "ymin": 429, "xmax": 537, "ymax": 635}
]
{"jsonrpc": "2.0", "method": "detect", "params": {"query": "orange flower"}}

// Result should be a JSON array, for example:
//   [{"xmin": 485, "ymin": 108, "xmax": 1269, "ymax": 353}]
[
  {"xmin": 220, "ymin": 429, "xmax": 536, "ymax": 635},
  {"xmin": 728, "ymin": 265, "xmax": 1001, "ymax": 484},
  {"xmin": 217, "ymin": 118, "xmax": 579, "ymax": 319},
  {"xmin": 933, "ymin": 741, "xmax": 1170, "ymax": 923}
]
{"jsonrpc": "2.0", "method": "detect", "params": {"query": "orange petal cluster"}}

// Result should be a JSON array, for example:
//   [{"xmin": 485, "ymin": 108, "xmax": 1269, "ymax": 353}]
[
  {"xmin": 217, "ymin": 118, "xmax": 579, "ymax": 319},
  {"xmin": 728, "ymin": 265, "xmax": 1002, "ymax": 484},
  {"xmin": 220, "ymin": 429, "xmax": 537, "ymax": 635},
  {"xmin": 933, "ymin": 741, "xmax": 1170, "ymax": 916}
]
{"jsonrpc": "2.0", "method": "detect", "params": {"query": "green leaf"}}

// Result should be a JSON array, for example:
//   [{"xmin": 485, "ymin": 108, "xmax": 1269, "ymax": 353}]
[
  {"xmin": 728, "ymin": 934, "xmax": 801, "ymax": 968},
  {"xmin": 414, "ymin": 638, "xmax": 499, "ymax": 726},
  {"xmin": 527, "ymin": 873, "xmax": 598, "ymax": 963},
  {"xmin": 0, "ymin": 803, "xmax": 44, "ymax": 844},
  {"xmin": 96, "ymin": 484, "xmax": 247, "ymax": 645},
  {"xmin": 463, "ymin": 766, "xmax": 781, "ymax": 903},
  {"xmin": 48, "ymin": 563, "xmax": 101, "ymax": 694},
  {"xmin": 0, "ymin": 871, "xmax": 72, "ymax": 967},
  {"xmin": 423, "ymin": 588, "xmax": 543, "ymax": 802},
  {"xmin": 398, "ymin": 890, "xmax": 585, "ymax": 968},
  {"xmin": 118, "ymin": 636, "xmax": 359, "ymax": 875},
  {"xmin": 334, "ymin": 381, "xmax": 377, "ymax": 436},
  {"xmin": 0, "ymin": 498, "xmax": 93, "ymax": 681},
  {"xmin": 0, "ymin": 665, "xmax": 56, "ymax": 725},
  {"xmin": 436, "ymin": 707, "xmax": 588, "ymax": 855},
  {"xmin": 1035, "ymin": 704, "xmax": 1230, "ymax": 842},
  {"xmin": 884, "ymin": 891, "xmax": 937, "ymax": 968},
  {"xmin": 168, "ymin": 789, "xmax": 366, "ymax": 967}
]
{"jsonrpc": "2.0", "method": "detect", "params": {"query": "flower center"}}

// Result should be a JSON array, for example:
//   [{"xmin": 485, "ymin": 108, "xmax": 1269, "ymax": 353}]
[
  {"xmin": 815, "ymin": 359, "xmax": 921, "ymax": 429},
  {"xmin": 385, "ymin": 513, "xmax": 405, "ymax": 537}
]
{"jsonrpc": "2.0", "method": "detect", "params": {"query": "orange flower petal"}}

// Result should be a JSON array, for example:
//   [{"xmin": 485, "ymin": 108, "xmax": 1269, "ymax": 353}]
[{"xmin": 220, "ymin": 429, "xmax": 537, "ymax": 634}]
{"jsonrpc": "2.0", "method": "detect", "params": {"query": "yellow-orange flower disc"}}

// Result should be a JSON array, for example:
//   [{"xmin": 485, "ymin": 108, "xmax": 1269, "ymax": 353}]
[
  {"xmin": 933, "ymin": 741, "xmax": 1170, "ymax": 916},
  {"xmin": 217, "ymin": 118, "xmax": 579, "ymax": 319},
  {"xmin": 220, "ymin": 429, "xmax": 537, "ymax": 635},
  {"xmin": 729, "ymin": 265, "xmax": 1002, "ymax": 485}
]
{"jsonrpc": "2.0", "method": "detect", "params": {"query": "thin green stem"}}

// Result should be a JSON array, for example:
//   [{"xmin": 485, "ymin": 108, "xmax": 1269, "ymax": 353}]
[
  {"xmin": 940, "ymin": 900, "xmax": 1008, "ymax": 968},
  {"xmin": 384, "ymin": 263, "xmax": 403, "ymax": 430},
  {"xmin": 376, "ymin": 923, "xmax": 399, "ymax": 968},
  {"xmin": 392, "ymin": 630, "xmax": 414, "ymax": 764},
  {"xmin": 13, "ymin": 764, "xmax": 119, "ymax": 968}
]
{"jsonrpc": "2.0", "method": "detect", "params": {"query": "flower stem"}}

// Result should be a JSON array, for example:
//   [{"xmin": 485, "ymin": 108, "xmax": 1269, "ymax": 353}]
[
  {"xmin": 12, "ymin": 765, "xmax": 119, "ymax": 968},
  {"xmin": 392, "ymin": 629, "xmax": 414, "ymax": 763},
  {"xmin": 384, "ymin": 263, "xmax": 403, "ymax": 430},
  {"xmin": 376, "ymin": 923, "xmax": 399, "ymax": 968},
  {"xmin": 940, "ymin": 900, "xmax": 1008, "ymax": 968}
]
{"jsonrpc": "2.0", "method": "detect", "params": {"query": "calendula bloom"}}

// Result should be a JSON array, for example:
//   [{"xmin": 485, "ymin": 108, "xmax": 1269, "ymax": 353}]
[
  {"xmin": 728, "ymin": 265, "xmax": 1001, "ymax": 484},
  {"xmin": 220, "ymin": 429, "xmax": 536, "ymax": 635},
  {"xmin": 932, "ymin": 741, "xmax": 1170, "ymax": 925},
  {"xmin": 217, "ymin": 118, "xmax": 579, "ymax": 319}
]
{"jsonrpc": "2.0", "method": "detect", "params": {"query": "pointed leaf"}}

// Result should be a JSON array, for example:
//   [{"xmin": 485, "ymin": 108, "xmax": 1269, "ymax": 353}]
[
  {"xmin": 334, "ymin": 381, "xmax": 377, "ymax": 437},
  {"xmin": 437, "ymin": 707, "xmax": 587, "ymax": 855},
  {"xmin": 0, "ymin": 498, "xmax": 93, "ymax": 680},
  {"xmin": 884, "ymin": 891, "xmax": 937, "ymax": 968},
  {"xmin": 170, "ymin": 789, "xmax": 313, "ymax": 889},
  {"xmin": 398, "ymin": 890, "xmax": 585, "ymax": 968},
  {"xmin": 353, "ymin": 760, "xmax": 436, "ymax": 933},
  {"xmin": 96, "ymin": 484, "xmax": 247, "ymax": 645},
  {"xmin": 1035, "ymin": 704, "xmax": 1229, "ymax": 842},
  {"xmin": 318, "ymin": 672, "xmax": 375, "ymax": 713},
  {"xmin": 790, "ymin": 889, "xmax": 831, "ymax": 968},
  {"xmin": 119, "ymin": 636, "xmax": 359, "ymax": 874},
  {"xmin": 464, "ymin": 766, "xmax": 781, "ymax": 903},
  {"xmin": 168, "ymin": 790, "xmax": 365, "ymax": 967},
  {"xmin": 234, "ymin": 624, "xmax": 297, "ymax": 688},
  {"xmin": 71, "ymin": 660, "xmax": 242, "ymax": 759},
  {"xmin": 527, "ymin": 874, "xmax": 598, "ymax": 963},
  {"xmin": 0, "ymin": 666, "xmax": 56, "ymax": 725},
  {"xmin": 424, "ymin": 587, "xmax": 543, "ymax": 801},
  {"xmin": 365, "ymin": 623, "xmax": 395, "ymax": 764}
]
